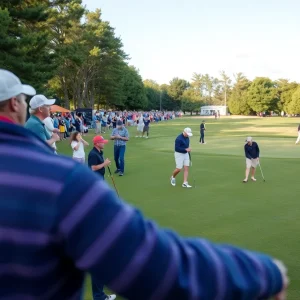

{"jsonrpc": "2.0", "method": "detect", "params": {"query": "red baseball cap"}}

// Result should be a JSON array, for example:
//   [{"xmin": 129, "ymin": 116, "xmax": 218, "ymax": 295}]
[{"xmin": 93, "ymin": 136, "xmax": 108, "ymax": 144}]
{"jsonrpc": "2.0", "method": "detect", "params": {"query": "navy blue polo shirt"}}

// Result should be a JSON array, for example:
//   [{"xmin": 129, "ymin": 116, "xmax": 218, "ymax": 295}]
[
  {"xmin": 88, "ymin": 147, "xmax": 105, "ymax": 178},
  {"xmin": 144, "ymin": 119, "xmax": 150, "ymax": 127},
  {"xmin": 175, "ymin": 133, "xmax": 190, "ymax": 154},
  {"xmin": 244, "ymin": 142, "xmax": 260, "ymax": 159}
]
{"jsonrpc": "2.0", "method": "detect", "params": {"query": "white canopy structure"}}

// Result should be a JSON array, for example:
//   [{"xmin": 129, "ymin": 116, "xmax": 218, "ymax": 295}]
[{"xmin": 200, "ymin": 105, "xmax": 228, "ymax": 116}]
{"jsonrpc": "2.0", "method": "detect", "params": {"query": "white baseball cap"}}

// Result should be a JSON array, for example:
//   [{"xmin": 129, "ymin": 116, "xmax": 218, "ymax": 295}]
[
  {"xmin": 246, "ymin": 136, "xmax": 253, "ymax": 142},
  {"xmin": 183, "ymin": 127, "xmax": 193, "ymax": 137},
  {"xmin": 0, "ymin": 69, "xmax": 36, "ymax": 102},
  {"xmin": 29, "ymin": 95, "xmax": 55, "ymax": 109}
]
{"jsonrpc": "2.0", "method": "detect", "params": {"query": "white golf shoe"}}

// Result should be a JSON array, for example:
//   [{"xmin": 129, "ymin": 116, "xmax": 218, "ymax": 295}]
[
  {"xmin": 182, "ymin": 182, "xmax": 192, "ymax": 188},
  {"xmin": 170, "ymin": 177, "xmax": 176, "ymax": 186},
  {"xmin": 251, "ymin": 177, "xmax": 257, "ymax": 182}
]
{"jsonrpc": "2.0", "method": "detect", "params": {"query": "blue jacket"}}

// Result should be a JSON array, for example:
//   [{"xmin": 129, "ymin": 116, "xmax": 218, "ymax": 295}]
[
  {"xmin": 0, "ymin": 119, "xmax": 283, "ymax": 300},
  {"xmin": 175, "ymin": 133, "xmax": 189, "ymax": 153},
  {"xmin": 245, "ymin": 141, "xmax": 260, "ymax": 159}
]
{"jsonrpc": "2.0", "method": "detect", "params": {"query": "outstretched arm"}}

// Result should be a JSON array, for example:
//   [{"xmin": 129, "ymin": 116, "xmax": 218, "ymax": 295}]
[{"xmin": 57, "ymin": 165, "xmax": 286, "ymax": 300}]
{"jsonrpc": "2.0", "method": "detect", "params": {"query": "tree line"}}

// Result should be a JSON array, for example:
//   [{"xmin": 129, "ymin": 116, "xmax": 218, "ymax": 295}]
[{"xmin": 1, "ymin": 1, "xmax": 299, "ymax": 115}]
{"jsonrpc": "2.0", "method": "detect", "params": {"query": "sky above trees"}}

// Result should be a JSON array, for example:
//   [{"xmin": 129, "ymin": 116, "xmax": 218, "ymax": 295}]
[{"xmin": 82, "ymin": 0, "xmax": 300, "ymax": 84}]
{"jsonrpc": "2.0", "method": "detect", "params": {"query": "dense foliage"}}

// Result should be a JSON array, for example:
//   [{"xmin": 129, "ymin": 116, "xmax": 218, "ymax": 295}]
[{"xmin": 1, "ymin": 0, "xmax": 299, "ymax": 114}]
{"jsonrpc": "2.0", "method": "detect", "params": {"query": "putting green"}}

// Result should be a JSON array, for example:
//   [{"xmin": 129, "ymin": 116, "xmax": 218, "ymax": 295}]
[{"xmin": 57, "ymin": 116, "xmax": 300, "ymax": 299}]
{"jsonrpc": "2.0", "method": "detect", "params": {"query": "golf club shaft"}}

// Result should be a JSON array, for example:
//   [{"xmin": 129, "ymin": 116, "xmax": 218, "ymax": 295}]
[
  {"xmin": 107, "ymin": 166, "xmax": 120, "ymax": 198},
  {"xmin": 258, "ymin": 162, "xmax": 265, "ymax": 181},
  {"xmin": 188, "ymin": 152, "xmax": 196, "ymax": 187}
]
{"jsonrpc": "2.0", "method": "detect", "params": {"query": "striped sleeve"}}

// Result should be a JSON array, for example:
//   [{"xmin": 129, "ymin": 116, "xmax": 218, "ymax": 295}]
[{"xmin": 56, "ymin": 164, "xmax": 283, "ymax": 300}]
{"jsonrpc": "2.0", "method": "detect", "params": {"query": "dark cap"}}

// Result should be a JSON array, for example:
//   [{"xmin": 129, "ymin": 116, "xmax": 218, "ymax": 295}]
[{"xmin": 117, "ymin": 120, "xmax": 123, "ymax": 126}]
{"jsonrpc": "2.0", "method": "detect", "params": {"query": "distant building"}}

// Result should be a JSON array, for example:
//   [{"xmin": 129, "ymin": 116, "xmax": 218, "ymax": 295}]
[{"xmin": 200, "ymin": 105, "xmax": 228, "ymax": 116}]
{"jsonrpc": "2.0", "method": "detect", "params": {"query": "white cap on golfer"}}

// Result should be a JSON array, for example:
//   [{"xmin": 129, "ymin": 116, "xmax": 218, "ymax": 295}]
[
  {"xmin": 29, "ymin": 95, "xmax": 56, "ymax": 109},
  {"xmin": 0, "ymin": 69, "xmax": 36, "ymax": 102},
  {"xmin": 246, "ymin": 136, "xmax": 252, "ymax": 142},
  {"xmin": 184, "ymin": 127, "xmax": 193, "ymax": 137}
]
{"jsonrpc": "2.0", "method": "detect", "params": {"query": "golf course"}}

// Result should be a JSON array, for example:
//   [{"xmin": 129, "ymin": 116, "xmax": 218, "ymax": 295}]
[{"xmin": 58, "ymin": 116, "xmax": 300, "ymax": 300}]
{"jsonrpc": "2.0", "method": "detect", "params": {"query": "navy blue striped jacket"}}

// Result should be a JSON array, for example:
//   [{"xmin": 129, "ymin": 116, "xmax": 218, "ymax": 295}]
[{"xmin": 0, "ymin": 120, "xmax": 283, "ymax": 299}]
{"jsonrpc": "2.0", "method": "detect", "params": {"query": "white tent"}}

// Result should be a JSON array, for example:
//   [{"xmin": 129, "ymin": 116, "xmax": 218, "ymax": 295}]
[{"xmin": 200, "ymin": 105, "xmax": 228, "ymax": 116}]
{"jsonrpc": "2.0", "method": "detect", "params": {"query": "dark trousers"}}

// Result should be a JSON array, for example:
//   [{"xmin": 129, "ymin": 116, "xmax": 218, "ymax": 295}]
[
  {"xmin": 200, "ymin": 131, "xmax": 205, "ymax": 143},
  {"xmin": 143, "ymin": 126, "xmax": 149, "ymax": 136},
  {"xmin": 114, "ymin": 145, "xmax": 126, "ymax": 172},
  {"xmin": 91, "ymin": 278, "xmax": 107, "ymax": 300}
]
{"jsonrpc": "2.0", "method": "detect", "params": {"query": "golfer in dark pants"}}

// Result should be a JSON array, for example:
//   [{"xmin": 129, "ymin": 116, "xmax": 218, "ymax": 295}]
[
  {"xmin": 111, "ymin": 120, "xmax": 129, "ymax": 176},
  {"xmin": 88, "ymin": 136, "xmax": 116, "ymax": 300},
  {"xmin": 200, "ymin": 120, "xmax": 206, "ymax": 144}
]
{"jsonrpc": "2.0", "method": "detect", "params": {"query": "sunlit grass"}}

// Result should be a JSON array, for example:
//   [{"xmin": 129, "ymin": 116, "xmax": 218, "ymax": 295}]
[{"xmin": 57, "ymin": 116, "xmax": 300, "ymax": 300}]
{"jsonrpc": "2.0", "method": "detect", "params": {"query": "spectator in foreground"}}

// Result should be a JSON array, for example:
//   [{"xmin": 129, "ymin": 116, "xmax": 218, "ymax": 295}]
[
  {"xmin": 25, "ymin": 94, "xmax": 60, "ymax": 149},
  {"xmin": 0, "ymin": 69, "xmax": 288, "ymax": 300}
]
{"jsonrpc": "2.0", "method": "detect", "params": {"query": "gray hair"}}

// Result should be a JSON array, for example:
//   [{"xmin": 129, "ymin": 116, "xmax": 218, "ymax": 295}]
[{"xmin": 29, "ymin": 107, "xmax": 38, "ymax": 115}]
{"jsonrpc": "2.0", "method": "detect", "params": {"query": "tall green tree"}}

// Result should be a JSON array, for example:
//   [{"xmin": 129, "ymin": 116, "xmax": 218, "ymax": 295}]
[
  {"xmin": 275, "ymin": 79, "xmax": 298, "ymax": 113},
  {"xmin": 120, "ymin": 66, "xmax": 147, "ymax": 110},
  {"xmin": 0, "ymin": 0, "xmax": 55, "ymax": 91},
  {"xmin": 219, "ymin": 70, "xmax": 232, "ymax": 107},
  {"xmin": 144, "ymin": 80, "xmax": 161, "ymax": 110},
  {"xmin": 47, "ymin": 0, "xmax": 86, "ymax": 108},
  {"xmin": 201, "ymin": 74, "xmax": 219, "ymax": 105},
  {"xmin": 168, "ymin": 78, "xmax": 189, "ymax": 107},
  {"xmin": 228, "ymin": 73, "xmax": 252, "ymax": 115},
  {"xmin": 181, "ymin": 88, "xmax": 202, "ymax": 115},
  {"xmin": 287, "ymin": 86, "xmax": 300, "ymax": 115},
  {"xmin": 160, "ymin": 84, "xmax": 177, "ymax": 111},
  {"xmin": 247, "ymin": 77, "xmax": 278, "ymax": 113}
]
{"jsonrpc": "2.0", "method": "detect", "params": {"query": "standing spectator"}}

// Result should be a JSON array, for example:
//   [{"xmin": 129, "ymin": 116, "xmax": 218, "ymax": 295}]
[
  {"xmin": 95, "ymin": 111, "xmax": 102, "ymax": 134},
  {"xmin": 25, "ymin": 95, "xmax": 60, "ymax": 149},
  {"xmin": 58, "ymin": 116, "xmax": 66, "ymax": 140},
  {"xmin": 295, "ymin": 124, "xmax": 300, "ymax": 144},
  {"xmin": 112, "ymin": 115, "xmax": 117, "ymax": 129},
  {"xmin": 74, "ymin": 113, "xmax": 82, "ymax": 132},
  {"xmin": 136, "ymin": 113, "xmax": 144, "ymax": 137},
  {"xmin": 243, "ymin": 136, "xmax": 260, "ymax": 183},
  {"xmin": 102, "ymin": 113, "xmax": 107, "ymax": 133},
  {"xmin": 88, "ymin": 135, "xmax": 116, "ymax": 300},
  {"xmin": 43, "ymin": 114, "xmax": 60, "ymax": 154},
  {"xmin": 70, "ymin": 131, "xmax": 89, "ymax": 164},
  {"xmin": 170, "ymin": 128, "xmax": 193, "ymax": 188},
  {"xmin": 88, "ymin": 135, "xmax": 111, "ymax": 179},
  {"xmin": 53, "ymin": 114, "xmax": 59, "ymax": 129},
  {"xmin": 200, "ymin": 120, "xmax": 206, "ymax": 144},
  {"xmin": 142, "ymin": 116, "xmax": 150, "ymax": 138},
  {"xmin": 111, "ymin": 120, "xmax": 129, "ymax": 176},
  {"xmin": 64, "ymin": 114, "xmax": 71, "ymax": 137}
]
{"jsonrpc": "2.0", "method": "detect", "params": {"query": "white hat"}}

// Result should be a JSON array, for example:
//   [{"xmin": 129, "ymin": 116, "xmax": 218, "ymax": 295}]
[
  {"xmin": 0, "ymin": 69, "xmax": 36, "ymax": 102},
  {"xmin": 29, "ymin": 95, "xmax": 55, "ymax": 109},
  {"xmin": 246, "ymin": 136, "xmax": 253, "ymax": 142},
  {"xmin": 183, "ymin": 127, "xmax": 193, "ymax": 137}
]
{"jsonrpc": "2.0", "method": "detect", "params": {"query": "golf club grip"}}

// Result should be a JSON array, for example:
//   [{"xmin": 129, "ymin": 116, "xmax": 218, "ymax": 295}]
[{"xmin": 107, "ymin": 165, "xmax": 112, "ymax": 176}]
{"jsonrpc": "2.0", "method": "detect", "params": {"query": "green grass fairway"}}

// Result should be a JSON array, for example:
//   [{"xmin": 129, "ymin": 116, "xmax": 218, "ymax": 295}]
[{"xmin": 58, "ymin": 116, "xmax": 300, "ymax": 299}]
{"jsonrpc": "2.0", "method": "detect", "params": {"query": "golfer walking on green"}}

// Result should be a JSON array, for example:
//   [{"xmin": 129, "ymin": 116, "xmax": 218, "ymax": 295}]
[
  {"xmin": 170, "ymin": 127, "xmax": 193, "ymax": 188},
  {"xmin": 243, "ymin": 136, "xmax": 260, "ymax": 183}
]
